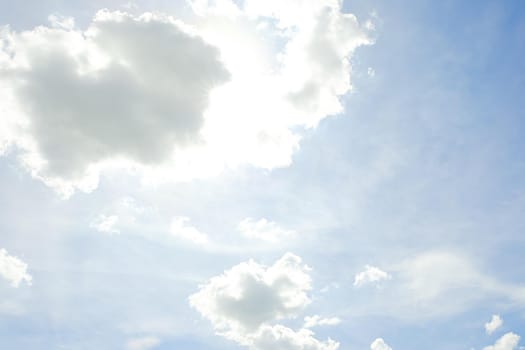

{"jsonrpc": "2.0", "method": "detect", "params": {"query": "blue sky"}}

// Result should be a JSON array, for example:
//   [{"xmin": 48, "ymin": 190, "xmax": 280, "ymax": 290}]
[{"xmin": 1, "ymin": 1, "xmax": 524, "ymax": 349}]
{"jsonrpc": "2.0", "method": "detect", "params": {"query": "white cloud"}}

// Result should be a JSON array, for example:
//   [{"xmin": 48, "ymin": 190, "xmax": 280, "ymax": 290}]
[
  {"xmin": 0, "ymin": 1, "xmax": 371, "ymax": 196},
  {"xmin": 483, "ymin": 332, "xmax": 520, "ymax": 350},
  {"xmin": 189, "ymin": 253, "xmax": 311, "ymax": 335},
  {"xmin": 0, "ymin": 10, "xmax": 228, "ymax": 196},
  {"xmin": 238, "ymin": 218, "xmax": 295, "ymax": 242},
  {"xmin": 367, "ymin": 67, "xmax": 375, "ymax": 77},
  {"xmin": 127, "ymin": 336, "xmax": 161, "ymax": 350},
  {"xmin": 485, "ymin": 315, "xmax": 503, "ymax": 335},
  {"xmin": 371, "ymin": 338, "xmax": 392, "ymax": 350},
  {"xmin": 170, "ymin": 217, "xmax": 209, "ymax": 245},
  {"xmin": 353, "ymin": 265, "xmax": 391, "ymax": 287},
  {"xmin": 251, "ymin": 324, "xmax": 339, "ymax": 350},
  {"xmin": 90, "ymin": 214, "xmax": 120, "ymax": 234},
  {"xmin": 303, "ymin": 315, "xmax": 341, "ymax": 328},
  {"xmin": 189, "ymin": 253, "xmax": 338, "ymax": 349},
  {"xmin": 0, "ymin": 248, "xmax": 32, "ymax": 287}
]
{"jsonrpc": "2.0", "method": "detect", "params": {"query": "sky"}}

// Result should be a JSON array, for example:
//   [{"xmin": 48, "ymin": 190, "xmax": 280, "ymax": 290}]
[{"xmin": 0, "ymin": 0, "xmax": 524, "ymax": 349}]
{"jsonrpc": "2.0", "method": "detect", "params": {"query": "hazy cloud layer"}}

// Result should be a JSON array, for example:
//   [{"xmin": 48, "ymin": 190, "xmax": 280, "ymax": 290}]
[{"xmin": 126, "ymin": 336, "xmax": 161, "ymax": 350}]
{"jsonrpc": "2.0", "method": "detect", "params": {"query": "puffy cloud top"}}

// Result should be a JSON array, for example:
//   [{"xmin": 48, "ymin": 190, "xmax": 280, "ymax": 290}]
[
  {"xmin": 483, "ymin": 332, "xmax": 520, "ymax": 350},
  {"xmin": 371, "ymin": 338, "xmax": 393, "ymax": 350}
]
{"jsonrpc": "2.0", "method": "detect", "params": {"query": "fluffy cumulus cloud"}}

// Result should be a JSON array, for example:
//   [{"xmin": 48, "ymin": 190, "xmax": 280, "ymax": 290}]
[
  {"xmin": 190, "ymin": 253, "xmax": 339, "ymax": 349},
  {"xmin": 0, "ymin": 0, "xmax": 371, "ymax": 196},
  {"xmin": 485, "ymin": 315, "xmax": 503, "ymax": 335},
  {"xmin": 170, "ymin": 216, "xmax": 209, "ymax": 245},
  {"xmin": 353, "ymin": 265, "xmax": 391, "ymax": 287},
  {"xmin": 126, "ymin": 336, "xmax": 161, "ymax": 350},
  {"xmin": 0, "ymin": 11, "xmax": 228, "ymax": 196},
  {"xmin": 238, "ymin": 218, "xmax": 296, "ymax": 242},
  {"xmin": 370, "ymin": 338, "xmax": 392, "ymax": 350},
  {"xmin": 0, "ymin": 248, "xmax": 32, "ymax": 287},
  {"xmin": 483, "ymin": 332, "xmax": 520, "ymax": 350}
]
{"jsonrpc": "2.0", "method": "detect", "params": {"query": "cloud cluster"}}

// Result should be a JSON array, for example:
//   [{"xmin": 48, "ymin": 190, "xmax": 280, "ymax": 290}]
[
  {"xmin": 0, "ymin": 0, "xmax": 371, "ymax": 196},
  {"xmin": 189, "ymin": 253, "xmax": 339, "ymax": 350},
  {"xmin": 0, "ymin": 248, "xmax": 32, "ymax": 287}
]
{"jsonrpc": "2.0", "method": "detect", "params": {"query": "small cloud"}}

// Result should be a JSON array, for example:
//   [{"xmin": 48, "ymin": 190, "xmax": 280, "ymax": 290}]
[
  {"xmin": 483, "ymin": 332, "xmax": 520, "ymax": 350},
  {"xmin": 0, "ymin": 248, "xmax": 32, "ymax": 287},
  {"xmin": 485, "ymin": 315, "xmax": 503, "ymax": 335},
  {"xmin": 371, "ymin": 338, "xmax": 393, "ymax": 350},
  {"xmin": 303, "ymin": 315, "xmax": 341, "ymax": 328},
  {"xmin": 320, "ymin": 282, "xmax": 340, "ymax": 293},
  {"xmin": 48, "ymin": 14, "xmax": 75, "ymax": 30},
  {"xmin": 367, "ymin": 67, "xmax": 375, "ymax": 77},
  {"xmin": 354, "ymin": 265, "xmax": 391, "ymax": 287},
  {"xmin": 90, "ymin": 214, "xmax": 120, "ymax": 234},
  {"xmin": 127, "ymin": 336, "xmax": 161, "ymax": 350},
  {"xmin": 238, "ymin": 218, "xmax": 295, "ymax": 243},
  {"xmin": 170, "ymin": 217, "xmax": 209, "ymax": 245}
]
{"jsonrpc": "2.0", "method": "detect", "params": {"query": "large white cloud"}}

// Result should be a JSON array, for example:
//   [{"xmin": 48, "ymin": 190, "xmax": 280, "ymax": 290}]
[
  {"xmin": 0, "ymin": 0, "xmax": 371, "ymax": 196},
  {"xmin": 483, "ymin": 332, "xmax": 520, "ymax": 350},
  {"xmin": 189, "ymin": 253, "xmax": 339, "ymax": 350},
  {"xmin": 0, "ymin": 10, "xmax": 228, "ymax": 196},
  {"xmin": 0, "ymin": 248, "xmax": 32, "ymax": 287}
]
